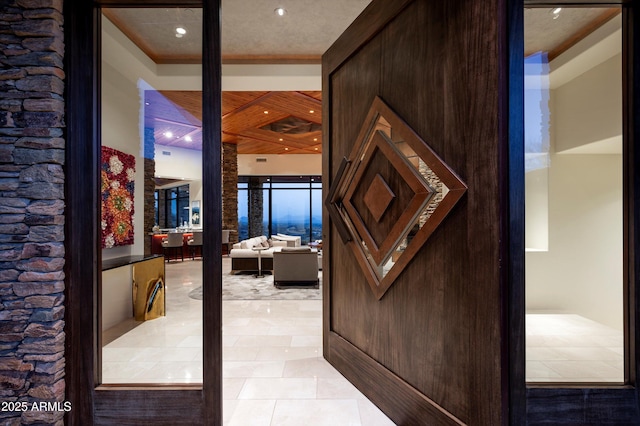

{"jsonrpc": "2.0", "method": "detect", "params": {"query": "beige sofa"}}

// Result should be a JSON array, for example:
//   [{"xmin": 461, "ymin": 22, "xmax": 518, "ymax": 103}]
[
  {"xmin": 229, "ymin": 235, "xmax": 286, "ymax": 273},
  {"xmin": 271, "ymin": 233, "xmax": 302, "ymax": 247},
  {"xmin": 273, "ymin": 247, "xmax": 319, "ymax": 288}
]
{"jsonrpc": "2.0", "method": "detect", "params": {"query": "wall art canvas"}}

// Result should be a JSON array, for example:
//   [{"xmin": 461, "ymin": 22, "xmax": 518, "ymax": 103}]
[{"xmin": 101, "ymin": 146, "xmax": 135, "ymax": 248}]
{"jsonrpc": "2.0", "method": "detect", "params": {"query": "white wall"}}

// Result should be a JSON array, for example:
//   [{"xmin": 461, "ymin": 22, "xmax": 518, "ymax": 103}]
[
  {"xmin": 525, "ymin": 167, "xmax": 548, "ymax": 251},
  {"xmin": 238, "ymin": 154, "xmax": 321, "ymax": 176},
  {"xmin": 525, "ymin": 45, "xmax": 623, "ymax": 329},
  {"xmin": 526, "ymin": 154, "xmax": 622, "ymax": 329},
  {"xmin": 101, "ymin": 61, "xmax": 146, "ymax": 260},
  {"xmin": 554, "ymin": 54, "xmax": 622, "ymax": 153},
  {"xmin": 102, "ymin": 267, "xmax": 133, "ymax": 330}
]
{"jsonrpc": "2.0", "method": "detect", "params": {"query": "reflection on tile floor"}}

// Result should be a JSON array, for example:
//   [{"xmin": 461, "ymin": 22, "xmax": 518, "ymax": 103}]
[
  {"xmin": 102, "ymin": 258, "xmax": 625, "ymax": 423},
  {"xmin": 102, "ymin": 258, "xmax": 394, "ymax": 425}
]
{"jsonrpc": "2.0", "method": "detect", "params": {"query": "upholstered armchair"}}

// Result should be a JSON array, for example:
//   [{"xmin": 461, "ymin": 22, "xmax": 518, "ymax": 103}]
[{"xmin": 273, "ymin": 247, "xmax": 319, "ymax": 288}]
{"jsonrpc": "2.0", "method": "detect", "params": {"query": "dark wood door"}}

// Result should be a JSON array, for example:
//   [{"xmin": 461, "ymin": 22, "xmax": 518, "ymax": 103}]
[{"xmin": 322, "ymin": 0, "xmax": 517, "ymax": 424}]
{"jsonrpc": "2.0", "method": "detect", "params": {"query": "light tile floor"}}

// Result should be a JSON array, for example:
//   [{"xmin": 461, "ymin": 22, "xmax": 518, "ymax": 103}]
[
  {"xmin": 102, "ymin": 259, "xmax": 625, "ymax": 423},
  {"xmin": 526, "ymin": 313, "xmax": 623, "ymax": 383},
  {"xmin": 102, "ymin": 258, "xmax": 395, "ymax": 425}
]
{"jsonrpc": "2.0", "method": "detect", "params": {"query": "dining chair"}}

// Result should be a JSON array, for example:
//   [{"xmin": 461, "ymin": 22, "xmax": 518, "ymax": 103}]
[
  {"xmin": 187, "ymin": 231, "xmax": 203, "ymax": 259},
  {"xmin": 162, "ymin": 232, "xmax": 184, "ymax": 262}
]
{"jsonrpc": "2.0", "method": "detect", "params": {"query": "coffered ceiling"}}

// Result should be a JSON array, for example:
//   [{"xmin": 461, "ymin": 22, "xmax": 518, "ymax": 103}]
[{"xmin": 147, "ymin": 90, "xmax": 322, "ymax": 154}]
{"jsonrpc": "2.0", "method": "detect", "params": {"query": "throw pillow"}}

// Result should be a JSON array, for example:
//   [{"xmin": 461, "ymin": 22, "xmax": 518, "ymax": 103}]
[{"xmin": 261, "ymin": 240, "xmax": 269, "ymax": 248}]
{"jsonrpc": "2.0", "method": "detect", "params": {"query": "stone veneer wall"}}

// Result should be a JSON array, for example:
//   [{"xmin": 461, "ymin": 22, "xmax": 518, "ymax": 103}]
[
  {"xmin": 143, "ymin": 159, "xmax": 154, "ymax": 255},
  {"xmin": 248, "ymin": 176, "xmax": 263, "ymax": 238},
  {"xmin": 222, "ymin": 143, "xmax": 238, "ymax": 243},
  {"xmin": 143, "ymin": 128, "xmax": 155, "ymax": 255},
  {"xmin": 0, "ymin": 0, "xmax": 66, "ymax": 425}
]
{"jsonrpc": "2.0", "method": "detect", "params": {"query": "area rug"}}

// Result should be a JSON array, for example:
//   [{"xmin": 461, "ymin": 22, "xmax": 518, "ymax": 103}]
[{"xmin": 188, "ymin": 271, "xmax": 322, "ymax": 301}]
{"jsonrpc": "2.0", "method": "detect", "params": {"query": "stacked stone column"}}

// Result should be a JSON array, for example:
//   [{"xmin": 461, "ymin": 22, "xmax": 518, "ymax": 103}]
[
  {"xmin": 0, "ymin": 0, "xmax": 66, "ymax": 425},
  {"xmin": 222, "ymin": 142, "xmax": 238, "ymax": 243}
]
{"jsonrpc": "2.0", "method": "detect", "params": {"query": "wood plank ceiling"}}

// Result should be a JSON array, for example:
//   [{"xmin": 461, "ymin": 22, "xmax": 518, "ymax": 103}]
[{"xmin": 149, "ymin": 90, "xmax": 322, "ymax": 155}]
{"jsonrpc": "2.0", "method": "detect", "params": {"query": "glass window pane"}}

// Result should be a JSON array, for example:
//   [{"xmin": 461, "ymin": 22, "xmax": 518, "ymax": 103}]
[
  {"xmin": 524, "ymin": 6, "xmax": 623, "ymax": 383},
  {"xmin": 271, "ymin": 182, "xmax": 309, "ymax": 189},
  {"xmin": 238, "ymin": 188, "xmax": 248, "ymax": 241},
  {"xmin": 100, "ymin": 7, "xmax": 203, "ymax": 385},
  {"xmin": 272, "ymin": 189, "xmax": 311, "ymax": 243},
  {"xmin": 311, "ymin": 188, "xmax": 323, "ymax": 242}
]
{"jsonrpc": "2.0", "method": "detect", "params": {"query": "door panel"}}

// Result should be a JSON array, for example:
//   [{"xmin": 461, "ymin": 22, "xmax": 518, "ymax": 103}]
[{"xmin": 323, "ymin": 0, "xmax": 507, "ymax": 424}]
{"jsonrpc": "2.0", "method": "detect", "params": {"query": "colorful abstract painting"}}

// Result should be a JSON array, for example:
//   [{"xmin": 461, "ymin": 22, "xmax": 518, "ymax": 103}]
[{"xmin": 101, "ymin": 146, "xmax": 135, "ymax": 248}]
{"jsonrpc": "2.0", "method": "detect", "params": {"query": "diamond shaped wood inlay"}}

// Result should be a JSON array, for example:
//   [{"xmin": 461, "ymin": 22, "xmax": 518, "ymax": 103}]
[
  {"xmin": 325, "ymin": 96, "xmax": 468, "ymax": 300},
  {"xmin": 364, "ymin": 174, "xmax": 395, "ymax": 223}
]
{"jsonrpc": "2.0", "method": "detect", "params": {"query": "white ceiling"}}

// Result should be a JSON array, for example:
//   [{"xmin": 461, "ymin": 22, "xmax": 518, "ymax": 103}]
[
  {"xmin": 222, "ymin": 0, "xmax": 371, "ymax": 58},
  {"xmin": 103, "ymin": 1, "xmax": 372, "ymax": 63}
]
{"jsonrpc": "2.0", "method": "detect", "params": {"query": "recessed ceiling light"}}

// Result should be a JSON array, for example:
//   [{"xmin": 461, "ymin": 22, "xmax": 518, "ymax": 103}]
[
  {"xmin": 274, "ymin": 7, "xmax": 287, "ymax": 16},
  {"xmin": 176, "ymin": 27, "xmax": 187, "ymax": 38},
  {"xmin": 551, "ymin": 7, "xmax": 562, "ymax": 19},
  {"xmin": 264, "ymin": 110, "xmax": 269, "ymax": 114},
  {"xmin": 164, "ymin": 131, "xmax": 173, "ymax": 138},
  {"xmin": 285, "ymin": 147, "xmax": 289, "ymax": 151},
  {"xmin": 313, "ymin": 138, "xmax": 317, "ymax": 141},
  {"xmin": 279, "ymin": 138, "xmax": 283, "ymax": 141},
  {"xmin": 314, "ymin": 147, "xmax": 319, "ymax": 151},
  {"xmin": 145, "ymin": 102, "xmax": 150, "ymax": 106},
  {"xmin": 309, "ymin": 110, "xmax": 314, "ymax": 113},
  {"xmin": 185, "ymin": 135, "xmax": 192, "ymax": 142}
]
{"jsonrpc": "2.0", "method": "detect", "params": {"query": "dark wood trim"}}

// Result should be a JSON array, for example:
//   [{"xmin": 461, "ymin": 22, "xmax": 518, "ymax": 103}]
[
  {"xmin": 526, "ymin": 388, "xmax": 640, "ymax": 424},
  {"xmin": 321, "ymin": 41, "xmax": 332, "ymax": 363},
  {"xmin": 523, "ymin": 2, "xmax": 640, "ymax": 423},
  {"xmin": 322, "ymin": 0, "xmax": 413, "ymax": 74},
  {"xmin": 65, "ymin": 0, "xmax": 221, "ymax": 424},
  {"xmin": 94, "ymin": 389, "xmax": 203, "ymax": 425},
  {"xmin": 327, "ymin": 333, "xmax": 464, "ymax": 425},
  {"xmin": 202, "ymin": 0, "xmax": 223, "ymax": 424},
  {"xmin": 625, "ymin": 0, "xmax": 640, "ymax": 404},
  {"xmin": 504, "ymin": 0, "xmax": 527, "ymax": 424},
  {"xmin": 64, "ymin": 0, "xmax": 101, "ymax": 423}
]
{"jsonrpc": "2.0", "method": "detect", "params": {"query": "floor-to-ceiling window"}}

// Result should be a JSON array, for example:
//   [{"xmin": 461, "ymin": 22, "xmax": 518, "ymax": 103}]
[{"xmin": 238, "ymin": 175, "xmax": 322, "ymax": 244}]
